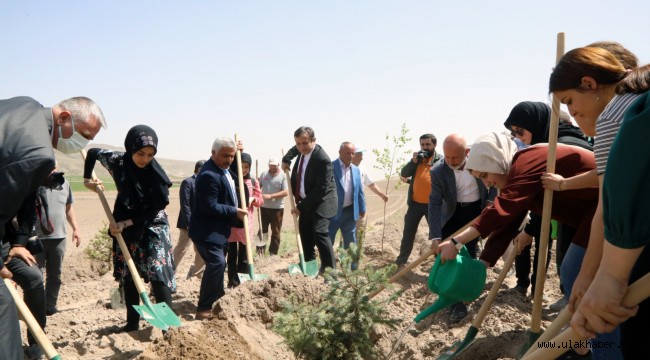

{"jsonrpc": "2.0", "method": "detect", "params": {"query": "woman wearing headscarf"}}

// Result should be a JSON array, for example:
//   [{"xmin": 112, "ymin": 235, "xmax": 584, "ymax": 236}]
[
  {"xmin": 503, "ymin": 101, "xmax": 592, "ymax": 310},
  {"xmin": 83, "ymin": 125, "xmax": 175, "ymax": 333},
  {"xmin": 433, "ymin": 132, "xmax": 603, "ymax": 359}
]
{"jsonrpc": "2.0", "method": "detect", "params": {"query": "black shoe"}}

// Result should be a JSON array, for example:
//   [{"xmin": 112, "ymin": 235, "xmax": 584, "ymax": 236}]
[
  {"xmin": 24, "ymin": 344, "xmax": 43, "ymax": 360},
  {"xmin": 117, "ymin": 323, "xmax": 140, "ymax": 333},
  {"xmin": 45, "ymin": 307, "xmax": 59, "ymax": 316},
  {"xmin": 450, "ymin": 303, "xmax": 468, "ymax": 323},
  {"xmin": 511, "ymin": 284, "xmax": 527, "ymax": 296}
]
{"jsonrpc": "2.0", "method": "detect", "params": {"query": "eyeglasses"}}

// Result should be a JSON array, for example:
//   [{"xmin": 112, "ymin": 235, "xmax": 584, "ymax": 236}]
[{"xmin": 510, "ymin": 127, "xmax": 526, "ymax": 137}]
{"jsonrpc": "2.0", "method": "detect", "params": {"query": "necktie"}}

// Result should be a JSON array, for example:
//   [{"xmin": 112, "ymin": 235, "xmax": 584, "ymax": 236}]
[{"xmin": 295, "ymin": 156, "xmax": 304, "ymax": 202}]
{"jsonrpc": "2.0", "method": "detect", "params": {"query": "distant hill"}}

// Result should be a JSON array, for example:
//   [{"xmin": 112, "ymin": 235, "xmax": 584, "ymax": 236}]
[{"xmin": 54, "ymin": 144, "xmax": 195, "ymax": 183}]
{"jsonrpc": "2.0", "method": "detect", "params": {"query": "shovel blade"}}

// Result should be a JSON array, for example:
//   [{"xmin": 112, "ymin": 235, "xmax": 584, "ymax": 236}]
[
  {"xmin": 437, "ymin": 326, "xmax": 479, "ymax": 359},
  {"xmin": 133, "ymin": 301, "xmax": 181, "ymax": 331},
  {"xmin": 288, "ymin": 257, "xmax": 319, "ymax": 277},
  {"xmin": 516, "ymin": 330, "xmax": 541, "ymax": 359},
  {"xmin": 239, "ymin": 264, "xmax": 268, "ymax": 283}
]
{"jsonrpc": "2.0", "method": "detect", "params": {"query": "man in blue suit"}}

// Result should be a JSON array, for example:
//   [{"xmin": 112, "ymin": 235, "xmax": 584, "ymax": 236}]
[
  {"xmin": 428, "ymin": 134, "xmax": 491, "ymax": 322},
  {"xmin": 329, "ymin": 142, "xmax": 366, "ymax": 252},
  {"xmin": 190, "ymin": 137, "xmax": 247, "ymax": 320}
]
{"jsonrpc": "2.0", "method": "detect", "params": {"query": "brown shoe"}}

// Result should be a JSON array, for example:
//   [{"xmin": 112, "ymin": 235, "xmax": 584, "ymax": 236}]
[{"xmin": 195, "ymin": 310, "xmax": 213, "ymax": 321}]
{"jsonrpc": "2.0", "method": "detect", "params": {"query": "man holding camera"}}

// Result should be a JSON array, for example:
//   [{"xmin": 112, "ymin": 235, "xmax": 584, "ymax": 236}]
[{"xmin": 395, "ymin": 133, "xmax": 441, "ymax": 266}]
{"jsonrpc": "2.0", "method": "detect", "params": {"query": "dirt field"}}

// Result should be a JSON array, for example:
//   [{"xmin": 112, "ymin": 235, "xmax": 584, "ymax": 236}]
[{"xmin": 14, "ymin": 181, "xmax": 564, "ymax": 359}]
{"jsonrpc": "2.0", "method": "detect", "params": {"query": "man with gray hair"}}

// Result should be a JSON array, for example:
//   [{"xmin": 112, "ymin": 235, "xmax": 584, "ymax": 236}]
[
  {"xmin": 1, "ymin": 95, "xmax": 106, "ymax": 359},
  {"xmin": 190, "ymin": 137, "xmax": 247, "ymax": 320}
]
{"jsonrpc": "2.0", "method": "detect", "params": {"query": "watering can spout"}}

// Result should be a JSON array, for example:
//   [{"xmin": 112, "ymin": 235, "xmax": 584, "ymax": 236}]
[{"xmin": 414, "ymin": 296, "xmax": 456, "ymax": 323}]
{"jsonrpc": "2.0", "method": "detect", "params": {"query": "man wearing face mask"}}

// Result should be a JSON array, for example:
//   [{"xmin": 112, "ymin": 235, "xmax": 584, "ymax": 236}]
[
  {"xmin": 0, "ymin": 96, "xmax": 106, "ymax": 359},
  {"xmin": 427, "ymin": 134, "xmax": 492, "ymax": 322}
]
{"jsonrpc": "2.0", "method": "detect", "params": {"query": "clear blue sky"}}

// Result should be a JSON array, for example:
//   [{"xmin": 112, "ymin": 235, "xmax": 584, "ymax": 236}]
[{"xmin": 2, "ymin": 1, "xmax": 648, "ymax": 179}]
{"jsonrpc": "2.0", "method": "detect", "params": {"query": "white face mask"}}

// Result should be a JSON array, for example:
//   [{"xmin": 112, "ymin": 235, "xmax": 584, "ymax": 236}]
[{"xmin": 56, "ymin": 115, "xmax": 90, "ymax": 154}]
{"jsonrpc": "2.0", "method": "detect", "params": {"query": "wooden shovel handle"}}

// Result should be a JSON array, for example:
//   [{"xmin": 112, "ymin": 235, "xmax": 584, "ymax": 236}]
[
  {"xmin": 4, "ymin": 278, "xmax": 60, "ymax": 359},
  {"xmin": 234, "ymin": 134, "xmax": 255, "ymax": 267},
  {"xmin": 282, "ymin": 150, "xmax": 305, "ymax": 256},
  {"xmin": 81, "ymin": 149, "xmax": 148, "ymax": 295},
  {"xmin": 530, "ymin": 31, "xmax": 565, "ymax": 332},
  {"xmin": 523, "ymin": 272, "xmax": 650, "ymax": 360}
]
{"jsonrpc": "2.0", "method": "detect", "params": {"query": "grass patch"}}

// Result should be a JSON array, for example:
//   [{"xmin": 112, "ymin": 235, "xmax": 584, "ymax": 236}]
[{"xmin": 68, "ymin": 175, "xmax": 179, "ymax": 192}]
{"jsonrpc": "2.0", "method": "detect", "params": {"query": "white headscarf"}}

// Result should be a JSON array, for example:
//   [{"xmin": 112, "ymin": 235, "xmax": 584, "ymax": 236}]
[{"xmin": 466, "ymin": 132, "xmax": 518, "ymax": 175}]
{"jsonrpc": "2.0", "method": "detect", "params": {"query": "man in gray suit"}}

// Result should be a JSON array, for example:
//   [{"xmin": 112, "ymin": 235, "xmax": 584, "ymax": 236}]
[{"xmin": 428, "ymin": 134, "xmax": 490, "ymax": 322}]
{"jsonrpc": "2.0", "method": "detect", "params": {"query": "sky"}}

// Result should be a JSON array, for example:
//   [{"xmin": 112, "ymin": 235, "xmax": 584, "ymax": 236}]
[{"xmin": 2, "ymin": 1, "xmax": 648, "ymax": 179}]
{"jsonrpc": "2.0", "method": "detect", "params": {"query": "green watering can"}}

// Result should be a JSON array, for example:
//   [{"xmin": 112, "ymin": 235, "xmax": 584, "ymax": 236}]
[{"xmin": 414, "ymin": 247, "xmax": 487, "ymax": 323}]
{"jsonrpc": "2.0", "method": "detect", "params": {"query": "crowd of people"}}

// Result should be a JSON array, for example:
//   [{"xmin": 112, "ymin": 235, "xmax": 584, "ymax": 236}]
[{"xmin": 1, "ymin": 40, "xmax": 649, "ymax": 360}]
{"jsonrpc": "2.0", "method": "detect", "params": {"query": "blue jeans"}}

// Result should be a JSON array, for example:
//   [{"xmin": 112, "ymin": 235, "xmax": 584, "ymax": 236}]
[
  {"xmin": 328, "ymin": 206, "xmax": 357, "ymax": 249},
  {"xmin": 561, "ymin": 243, "xmax": 623, "ymax": 360}
]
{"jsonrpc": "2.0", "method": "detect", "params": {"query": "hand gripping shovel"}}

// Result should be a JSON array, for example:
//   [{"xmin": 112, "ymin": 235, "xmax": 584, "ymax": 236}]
[
  {"xmin": 283, "ymin": 150, "xmax": 319, "ymax": 277},
  {"xmin": 253, "ymin": 159, "xmax": 267, "ymax": 256},
  {"xmin": 234, "ymin": 134, "xmax": 268, "ymax": 282},
  {"xmin": 4, "ymin": 278, "xmax": 61, "ymax": 360},
  {"xmin": 522, "ymin": 272, "xmax": 650, "ymax": 360},
  {"xmin": 81, "ymin": 150, "xmax": 181, "ymax": 331}
]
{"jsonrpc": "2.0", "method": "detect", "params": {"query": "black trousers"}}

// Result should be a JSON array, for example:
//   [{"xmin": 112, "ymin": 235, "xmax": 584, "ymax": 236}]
[
  {"xmin": 441, "ymin": 201, "xmax": 482, "ymax": 259},
  {"xmin": 227, "ymin": 242, "xmax": 248, "ymax": 286},
  {"xmin": 1, "ymin": 242, "xmax": 45, "ymax": 347},
  {"xmin": 0, "ymin": 279, "xmax": 22, "ymax": 359},
  {"xmin": 396, "ymin": 202, "xmax": 429, "ymax": 265},
  {"xmin": 299, "ymin": 210, "xmax": 335, "ymax": 272},
  {"xmin": 514, "ymin": 231, "xmax": 552, "ymax": 292}
]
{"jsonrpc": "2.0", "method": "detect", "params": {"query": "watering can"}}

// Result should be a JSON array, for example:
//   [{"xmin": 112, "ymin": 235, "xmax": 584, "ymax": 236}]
[{"xmin": 414, "ymin": 247, "xmax": 486, "ymax": 323}]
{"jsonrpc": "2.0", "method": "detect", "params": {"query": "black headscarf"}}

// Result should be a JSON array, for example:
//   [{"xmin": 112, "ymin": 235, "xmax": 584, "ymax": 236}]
[
  {"xmin": 119, "ymin": 125, "xmax": 172, "ymax": 215},
  {"xmin": 229, "ymin": 152, "xmax": 252, "ymax": 179},
  {"xmin": 504, "ymin": 101, "xmax": 592, "ymax": 150}
]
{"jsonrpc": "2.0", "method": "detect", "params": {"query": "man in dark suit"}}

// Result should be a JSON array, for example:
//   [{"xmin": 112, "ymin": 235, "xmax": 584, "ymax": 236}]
[
  {"xmin": 282, "ymin": 126, "xmax": 338, "ymax": 272},
  {"xmin": 190, "ymin": 137, "xmax": 247, "ymax": 320},
  {"xmin": 428, "ymin": 134, "xmax": 491, "ymax": 322},
  {"xmin": 329, "ymin": 142, "xmax": 366, "ymax": 252},
  {"xmin": 173, "ymin": 160, "xmax": 206, "ymax": 279}
]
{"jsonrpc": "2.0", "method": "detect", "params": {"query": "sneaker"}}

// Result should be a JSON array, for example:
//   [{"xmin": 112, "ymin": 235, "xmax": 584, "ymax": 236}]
[
  {"xmin": 549, "ymin": 297, "xmax": 569, "ymax": 311},
  {"xmin": 195, "ymin": 309, "xmax": 213, "ymax": 321},
  {"xmin": 450, "ymin": 303, "xmax": 468, "ymax": 323},
  {"xmin": 25, "ymin": 344, "xmax": 43, "ymax": 360}
]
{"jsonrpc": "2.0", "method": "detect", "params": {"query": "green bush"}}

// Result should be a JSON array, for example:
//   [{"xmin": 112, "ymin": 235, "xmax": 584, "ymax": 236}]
[
  {"xmin": 273, "ymin": 245, "xmax": 401, "ymax": 359},
  {"xmin": 85, "ymin": 223, "xmax": 113, "ymax": 276}
]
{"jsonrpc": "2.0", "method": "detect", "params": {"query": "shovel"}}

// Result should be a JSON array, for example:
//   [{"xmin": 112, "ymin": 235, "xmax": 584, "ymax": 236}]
[
  {"xmin": 283, "ymin": 150, "xmax": 319, "ymax": 277},
  {"xmin": 234, "ymin": 134, "xmax": 268, "ymax": 282},
  {"xmin": 437, "ymin": 212, "xmax": 532, "ymax": 358},
  {"xmin": 81, "ymin": 150, "xmax": 181, "ymax": 331},
  {"xmin": 518, "ymin": 32, "xmax": 565, "ymax": 357},
  {"xmin": 253, "ymin": 159, "xmax": 267, "ymax": 256},
  {"xmin": 522, "ymin": 272, "xmax": 650, "ymax": 360},
  {"xmin": 437, "ymin": 242, "xmax": 518, "ymax": 359},
  {"xmin": 4, "ymin": 278, "xmax": 61, "ymax": 360}
]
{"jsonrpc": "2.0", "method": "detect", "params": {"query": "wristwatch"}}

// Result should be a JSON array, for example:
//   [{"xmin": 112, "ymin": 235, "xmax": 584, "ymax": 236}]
[{"xmin": 450, "ymin": 237, "xmax": 463, "ymax": 251}]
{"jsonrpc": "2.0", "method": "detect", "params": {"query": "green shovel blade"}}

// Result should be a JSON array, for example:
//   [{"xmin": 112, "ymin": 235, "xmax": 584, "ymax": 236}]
[
  {"xmin": 516, "ymin": 330, "xmax": 541, "ymax": 359},
  {"xmin": 288, "ymin": 254, "xmax": 319, "ymax": 277},
  {"xmin": 133, "ymin": 292, "xmax": 181, "ymax": 331},
  {"xmin": 238, "ymin": 264, "xmax": 268, "ymax": 283},
  {"xmin": 437, "ymin": 326, "xmax": 479, "ymax": 359}
]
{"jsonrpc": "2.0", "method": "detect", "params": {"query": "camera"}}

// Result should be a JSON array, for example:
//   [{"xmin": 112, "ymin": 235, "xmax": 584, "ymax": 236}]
[
  {"xmin": 416, "ymin": 150, "xmax": 432, "ymax": 161},
  {"xmin": 43, "ymin": 171, "xmax": 65, "ymax": 190}
]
